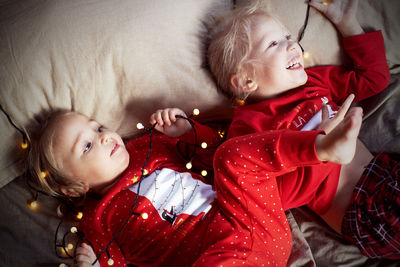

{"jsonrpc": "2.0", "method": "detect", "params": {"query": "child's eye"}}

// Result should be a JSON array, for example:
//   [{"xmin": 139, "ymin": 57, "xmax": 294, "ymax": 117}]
[
  {"xmin": 285, "ymin": 35, "xmax": 292, "ymax": 40},
  {"xmin": 268, "ymin": 41, "xmax": 278, "ymax": 48},
  {"xmin": 84, "ymin": 142, "xmax": 92, "ymax": 153},
  {"xmin": 97, "ymin": 126, "xmax": 104, "ymax": 133}
]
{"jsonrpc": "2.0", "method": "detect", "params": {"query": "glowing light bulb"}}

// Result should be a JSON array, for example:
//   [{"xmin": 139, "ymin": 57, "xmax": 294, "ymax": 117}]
[
  {"xmin": 59, "ymin": 263, "xmax": 67, "ymax": 267},
  {"xmin": 322, "ymin": 0, "xmax": 331, "ymax": 5},
  {"xmin": 201, "ymin": 170, "xmax": 207, "ymax": 176},
  {"xmin": 235, "ymin": 99, "xmax": 245, "ymax": 106},
  {"xmin": 201, "ymin": 142, "xmax": 207, "ymax": 149},
  {"xmin": 21, "ymin": 141, "xmax": 28, "ymax": 149},
  {"xmin": 303, "ymin": 51, "xmax": 310, "ymax": 59},
  {"xmin": 70, "ymin": 227, "xmax": 78, "ymax": 233},
  {"xmin": 136, "ymin": 123, "xmax": 144, "ymax": 130},
  {"xmin": 107, "ymin": 258, "xmax": 114, "ymax": 265},
  {"xmin": 29, "ymin": 200, "xmax": 38, "ymax": 210},
  {"xmin": 40, "ymin": 171, "xmax": 47, "ymax": 179},
  {"xmin": 76, "ymin": 211, "xmax": 83, "ymax": 220},
  {"xmin": 186, "ymin": 162, "xmax": 192, "ymax": 169},
  {"xmin": 193, "ymin": 109, "xmax": 200, "ymax": 116},
  {"xmin": 141, "ymin": 213, "xmax": 149, "ymax": 220},
  {"xmin": 143, "ymin": 169, "xmax": 149, "ymax": 175},
  {"xmin": 67, "ymin": 243, "xmax": 73, "ymax": 250}
]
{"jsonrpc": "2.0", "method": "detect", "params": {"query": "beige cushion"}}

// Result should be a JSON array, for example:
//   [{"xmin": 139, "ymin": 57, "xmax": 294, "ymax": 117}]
[{"xmin": 0, "ymin": 0, "xmax": 232, "ymax": 187}]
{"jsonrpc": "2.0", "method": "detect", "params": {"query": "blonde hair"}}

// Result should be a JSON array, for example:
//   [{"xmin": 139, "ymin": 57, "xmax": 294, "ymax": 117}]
[
  {"xmin": 207, "ymin": 1, "xmax": 269, "ymax": 101},
  {"xmin": 27, "ymin": 110, "xmax": 88, "ymax": 198}
]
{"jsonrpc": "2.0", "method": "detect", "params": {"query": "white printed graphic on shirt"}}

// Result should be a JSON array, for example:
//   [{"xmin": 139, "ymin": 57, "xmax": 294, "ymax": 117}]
[
  {"xmin": 301, "ymin": 104, "xmax": 337, "ymax": 131},
  {"xmin": 128, "ymin": 168, "xmax": 216, "ymax": 226}
]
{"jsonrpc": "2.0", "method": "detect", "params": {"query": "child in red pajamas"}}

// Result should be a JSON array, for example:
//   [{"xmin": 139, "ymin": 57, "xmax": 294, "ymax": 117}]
[
  {"xmin": 28, "ymin": 106, "xmax": 356, "ymax": 266},
  {"xmin": 207, "ymin": 0, "xmax": 399, "ymax": 259}
]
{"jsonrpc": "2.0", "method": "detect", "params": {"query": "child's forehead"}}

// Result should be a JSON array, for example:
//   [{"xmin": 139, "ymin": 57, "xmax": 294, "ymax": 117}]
[
  {"xmin": 252, "ymin": 14, "xmax": 287, "ymax": 31},
  {"xmin": 250, "ymin": 14, "xmax": 289, "ymax": 38},
  {"xmin": 49, "ymin": 113, "xmax": 92, "ymax": 138},
  {"xmin": 53, "ymin": 112, "xmax": 88, "ymax": 127}
]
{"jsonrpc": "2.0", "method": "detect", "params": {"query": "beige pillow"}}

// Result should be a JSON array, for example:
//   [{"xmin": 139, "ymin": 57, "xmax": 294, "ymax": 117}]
[
  {"xmin": 0, "ymin": 0, "xmax": 232, "ymax": 188},
  {"xmin": 236, "ymin": 0, "xmax": 400, "ymax": 72}
]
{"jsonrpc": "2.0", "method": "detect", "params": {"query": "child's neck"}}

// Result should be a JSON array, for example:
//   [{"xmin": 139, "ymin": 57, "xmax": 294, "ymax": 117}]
[{"xmin": 91, "ymin": 177, "xmax": 121, "ymax": 195}]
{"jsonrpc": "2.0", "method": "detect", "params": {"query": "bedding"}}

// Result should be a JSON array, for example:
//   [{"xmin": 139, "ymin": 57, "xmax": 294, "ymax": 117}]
[{"xmin": 0, "ymin": 0, "xmax": 399, "ymax": 266}]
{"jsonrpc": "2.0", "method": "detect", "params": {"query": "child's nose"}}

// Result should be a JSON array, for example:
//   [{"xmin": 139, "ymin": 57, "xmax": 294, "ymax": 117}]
[
  {"xmin": 100, "ymin": 133, "xmax": 109, "ymax": 145},
  {"xmin": 287, "ymin": 40, "xmax": 297, "ymax": 51}
]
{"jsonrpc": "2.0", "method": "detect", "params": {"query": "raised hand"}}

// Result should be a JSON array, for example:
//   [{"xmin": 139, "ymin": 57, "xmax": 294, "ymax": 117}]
[
  {"xmin": 309, "ymin": 0, "xmax": 363, "ymax": 37},
  {"xmin": 149, "ymin": 108, "xmax": 192, "ymax": 137},
  {"xmin": 318, "ymin": 94, "xmax": 354, "ymax": 134},
  {"xmin": 315, "ymin": 94, "xmax": 363, "ymax": 165}
]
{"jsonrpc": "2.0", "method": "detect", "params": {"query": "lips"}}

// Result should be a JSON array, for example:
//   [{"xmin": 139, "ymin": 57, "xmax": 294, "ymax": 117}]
[
  {"xmin": 286, "ymin": 55, "xmax": 302, "ymax": 70},
  {"xmin": 110, "ymin": 143, "xmax": 120, "ymax": 156}
]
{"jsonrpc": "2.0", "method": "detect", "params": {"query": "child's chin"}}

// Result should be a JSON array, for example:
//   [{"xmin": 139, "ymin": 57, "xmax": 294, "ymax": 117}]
[{"xmin": 298, "ymin": 73, "xmax": 308, "ymax": 85}]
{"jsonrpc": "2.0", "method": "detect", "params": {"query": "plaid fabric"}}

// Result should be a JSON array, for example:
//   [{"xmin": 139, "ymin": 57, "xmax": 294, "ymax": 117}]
[{"xmin": 342, "ymin": 152, "xmax": 400, "ymax": 259}]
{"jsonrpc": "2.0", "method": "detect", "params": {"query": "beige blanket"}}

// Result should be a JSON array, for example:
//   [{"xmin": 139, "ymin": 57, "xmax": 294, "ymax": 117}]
[{"xmin": 0, "ymin": 0, "xmax": 399, "ymax": 266}]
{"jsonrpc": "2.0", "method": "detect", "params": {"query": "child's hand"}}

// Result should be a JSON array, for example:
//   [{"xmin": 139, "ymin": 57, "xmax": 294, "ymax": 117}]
[
  {"xmin": 75, "ymin": 243, "xmax": 100, "ymax": 267},
  {"xmin": 150, "ymin": 108, "xmax": 192, "ymax": 137},
  {"xmin": 318, "ymin": 94, "xmax": 354, "ymax": 134},
  {"xmin": 315, "ymin": 95, "xmax": 363, "ymax": 165},
  {"xmin": 309, "ymin": 0, "xmax": 364, "ymax": 37}
]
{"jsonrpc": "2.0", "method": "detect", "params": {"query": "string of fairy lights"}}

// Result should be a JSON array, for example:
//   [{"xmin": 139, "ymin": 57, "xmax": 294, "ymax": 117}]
[{"xmin": 0, "ymin": 1, "xmax": 328, "ymax": 265}]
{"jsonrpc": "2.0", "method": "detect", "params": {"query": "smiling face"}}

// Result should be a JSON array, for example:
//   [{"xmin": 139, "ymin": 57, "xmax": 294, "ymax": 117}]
[
  {"xmin": 245, "ymin": 14, "xmax": 307, "ymax": 101},
  {"xmin": 52, "ymin": 113, "xmax": 129, "ymax": 195}
]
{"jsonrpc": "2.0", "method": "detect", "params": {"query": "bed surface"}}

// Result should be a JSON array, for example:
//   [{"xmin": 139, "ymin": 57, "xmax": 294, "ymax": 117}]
[{"xmin": 1, "ymin": 0, "xmax": 399, "ymax": 266}]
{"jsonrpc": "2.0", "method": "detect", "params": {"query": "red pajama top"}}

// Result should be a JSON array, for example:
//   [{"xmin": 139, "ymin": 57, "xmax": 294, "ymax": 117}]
[
  {"xmin": 79, "ymin": 121, "xmax": 325, "ymax": 266},
  {"xmin": 228, "ymin": 31, "xmax": 390, "ymax": 214}
]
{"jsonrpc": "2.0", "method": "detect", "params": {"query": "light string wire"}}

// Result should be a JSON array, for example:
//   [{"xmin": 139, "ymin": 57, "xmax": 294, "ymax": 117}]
[
  {"xmin": 297, "ymin": 0, "xmax": 312, "ymax": 53},
  {"xmin": 0, "ymin": 103, "xmax": 28, "ymax": 145}
]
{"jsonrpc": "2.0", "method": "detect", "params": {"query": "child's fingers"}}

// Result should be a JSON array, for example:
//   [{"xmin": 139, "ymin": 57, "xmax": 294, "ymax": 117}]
[
  {"xmin": 308, "ymin": 0, "xmax": 329, "ymax": 14},
  {"xmin": 150, "ymin": 108, "xmax": 187, "ymax": 130},
  {"xmin": 169, "ymin": 108, "xmax": 187, "ymax": 122},
  {"xmin": 76, "ymin": 243, "xmax": 97, "ymax": 265},
  {"xmin": 149, "ymin": 110, "xmax": 163, "ymax": 126},
  {"xmin": 76, "ymin": 243, "xmax": 96, "ymax": 257},
  {"xmin": 161, "ymin": 109, "xmax": 172, "ymax": 126},
  {"xmin": 149, "ymin": 113, "xmax": 157, "ymax": 125},
  {"xmin": 321, "ymin": 104, "xmax": 329, "ymax": 121},
  {"xmin": 335, "ymin": 94, "xmax": 355, "ymax": 120},
  {"xmin": 154, "ymin": 110, "xmax": 165, "ymax": 126}
]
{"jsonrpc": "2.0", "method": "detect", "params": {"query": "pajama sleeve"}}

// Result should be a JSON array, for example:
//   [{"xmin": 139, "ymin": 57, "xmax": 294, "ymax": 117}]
[
  {"xmin": 218, "ymin": 129, "xmax": 324, "ymax": 176},
  {"xmin": 307, "ymin": 31, "xmax": 390, "ymax": 104},
  {"xmin": 198, "ymin": 129, "xmax": 324, "ymax": 266}
]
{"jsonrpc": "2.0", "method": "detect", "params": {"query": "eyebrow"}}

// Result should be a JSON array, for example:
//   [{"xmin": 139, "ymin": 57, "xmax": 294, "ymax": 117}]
[
  {"xmin": 71, "ymin": 119, "xmax": 96, "ymax": 155},
  {"xmin": 72, "ymin": 131, "xmax": 84, "ymax": 155}
]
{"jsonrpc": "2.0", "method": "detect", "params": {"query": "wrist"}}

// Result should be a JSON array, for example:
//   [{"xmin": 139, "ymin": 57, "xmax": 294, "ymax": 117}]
[
  {"xmin": 337, "ymin": 20, "xmax": 364, "ymax": 38},
  {"xmin": 315, "ymin": 134, "xmax": 328, "ymax": 162}
]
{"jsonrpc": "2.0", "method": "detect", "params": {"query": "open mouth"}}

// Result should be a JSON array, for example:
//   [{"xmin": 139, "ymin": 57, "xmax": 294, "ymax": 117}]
[
  {"xmin": 286, "ymin": 56, "xmax": 302, "ymax": 70},
  {"xmin": 110, "ymin": 143, "xmax": 120, "ymax": 156}
]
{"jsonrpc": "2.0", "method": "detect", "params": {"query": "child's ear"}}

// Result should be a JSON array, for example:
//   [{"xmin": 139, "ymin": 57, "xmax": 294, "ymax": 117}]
[
  {"xmin": 60, "ymin": 183, "xmax": 89, "ymax": 197},
  {"xmin": 230, "ymin": 74, "xmax": 258, "ymax": 93}
]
